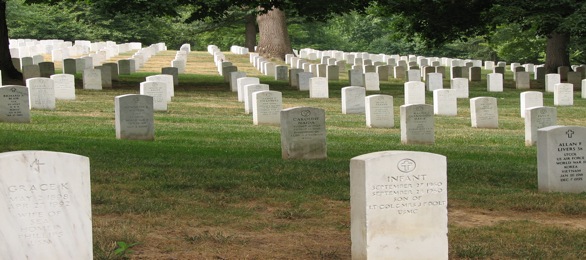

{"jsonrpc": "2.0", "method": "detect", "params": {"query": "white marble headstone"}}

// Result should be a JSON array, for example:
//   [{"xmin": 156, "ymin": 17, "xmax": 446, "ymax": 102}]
[
  {"xmin": 309, "ymin": 77, "xmax": 329, "ymax": 98},
  {"xmin": 82, "ymin": 69, "xmax": 102, "ymax": 90},
  {"xmin": 433, "ymin": 89, "xmax": 457, "ymax": 116},
  {"xmin": 236, "ymin": 77, "xmax": 260, "ymax": 102},
  {"xmin": 0, "ymin": 85, "xmax": 30, "ymax": 123},
  {"xmin": 520, "ymin": 91, "xmax": 543, "ymax": 118},
  {"xmin": 115, "ymin": 94, "xmax": 155, "ymax": 140},
  {"xmin": 538, "ymin": 125, "xmax": 586, "ymax": 193},
  {"xmin": 140, "ymin": 81, "xmax": 168, "ymax": 111},
  {"xmin": 525, "ymin": 106, "xmax": 556, "ymax": 146},
  {"xmin": 244, "ymin": 84, "xmax": 270, "ymax": 114},
  {"xmin": 365, "ymin": 95, "xmax": 394, "ymax": 128},
  {"xmin": 470, "ymin": 97, "xmax": 498, "ymax": 128},
  {"xmin": 341, "ymin": 86, "xmax": 366, "ymax": 114},
  {"xmin": 252, "ymin": 90, "xmax": 282, "ymax": 126},
  {"xmin": 26, "ymin": 77, "xmax": 55, "ymax": 110},
  {"xmin": 0, "ymin": 151, "xmax": 92, "ymax": 259},
  {"xmin": 51, "ymin": 74, "xmax": 75, "ymax": 100},
  {"xmin": 350, "ymin": 151, "xmax": 447, "ymax": 259},
  {"xmin": 400, "ymin": 104, "xmax": 434, "ymax": 144},
  {"xmin": 280, "ymin": 107, "xmax": 327, "ymax": 159},
  {"xmin": 554, "ymin": 83, "xmax": 573, "ymax": 106},
  {"xmin": 404, "ymin": 81, "xmax": 425, "ymax": 105}
]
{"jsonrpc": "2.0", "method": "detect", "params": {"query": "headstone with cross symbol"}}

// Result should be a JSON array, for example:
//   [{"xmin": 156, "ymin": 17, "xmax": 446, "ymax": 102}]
[
  {"xmin": 0, "ymin": 151, "xmax": 93, "ymax": 259},
  {"xmin": 350, "ymin": 151, "xmax": 448, "ymax": 259},
  {"xmin": 537, "ymin": 125, "xmax": 586, "ymax": 193}
]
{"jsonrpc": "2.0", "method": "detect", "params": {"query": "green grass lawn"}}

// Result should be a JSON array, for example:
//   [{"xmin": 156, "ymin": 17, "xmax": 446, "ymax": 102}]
[{"xmin": 1, "ymin": 50, "xmax": 584, "ymax": 259}]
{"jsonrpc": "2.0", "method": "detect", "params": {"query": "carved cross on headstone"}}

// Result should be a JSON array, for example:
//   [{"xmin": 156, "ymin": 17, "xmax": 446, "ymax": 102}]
[{"xmin": 566, "ymin": 130, "xmax": 575, "ymax": 138}]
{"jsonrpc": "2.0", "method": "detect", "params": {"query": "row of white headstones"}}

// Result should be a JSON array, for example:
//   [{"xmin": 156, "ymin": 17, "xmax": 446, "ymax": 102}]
[{"xmin": 1, "ymin": 43, "xmax": 584, "ymax": 259}]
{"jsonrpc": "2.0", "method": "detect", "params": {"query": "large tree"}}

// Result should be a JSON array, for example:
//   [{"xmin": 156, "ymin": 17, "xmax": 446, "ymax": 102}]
[
  {"xmin": 375, "ymin": 0, "xmax": 586, "ymax": 72},
  {"xmin": 0, "ymin": 0, "xmax": 21, "ymax": 80}
]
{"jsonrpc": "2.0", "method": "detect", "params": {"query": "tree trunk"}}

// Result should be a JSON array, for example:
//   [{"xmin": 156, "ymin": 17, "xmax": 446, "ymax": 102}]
[
  {"xmin": 244, "ymin": 14, "xmax": 256, "ymax": 52},
  {"xmin": 0, "ymin": 1, "xmax": 21, "ymax": 80},
  {"xmin": 545, "ymin": 31, "xmax": 571, "ymax": 73},
  {"xmin": 256, "ymin": 7, "xmax": 292, "ymax": 60}
]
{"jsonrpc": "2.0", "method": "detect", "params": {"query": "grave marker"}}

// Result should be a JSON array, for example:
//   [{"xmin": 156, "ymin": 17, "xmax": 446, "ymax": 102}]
[
  {"xmin": 115, "ymin": 94, "xmax": 155, "ymax": 140},
  {"xmin": 26, "ymin": 78, "xmax": 55, "ymax": 110},
  {"xmin": 525, "ymin": 106, "xmax": 556, "ymax": 146},
  {"xmin": 365, "ymin": 95, "xmax": 394, "ymax": 128},
  {"xmin": 520, "ymin": 91, "xmax": 543, "ymax": 118},
  {"xmin": 470, "ymin": 97, "xmax": 498, "ymax": 128},
  {"xmin": 341, "ymin": 86, "xmax": 366, "ymax": 114},
  {"xmin": 252, "ymin": 90, "xmax": 282, "ymax": 125},
  {"xmin": 350, "ymin": 150, "xmax": 447, "ymax": 259},
  {"xmin": 537, "ymin": 125, "xmax": 586, "ymax": 193},
  {"xmin": 280, "ymin": 107, "xmax": 327, "ymax": 159},
  {"xmin": 140, "ymin": 81, "xmax": 168, "ymax": 111},
  {"xmin": 0, "ymin": 150, "xmax": 93, "ymax": 259},
  {"xmin": 51, "ymin": 74, "xmax": 76, "ymax": 100},
  {"xmin": 400, "ymin": 104, "xmax": 435, "ymax": 144},
  {"xmin": 0, "ymin": 86, "xmax": 30, "ymax": 123}
]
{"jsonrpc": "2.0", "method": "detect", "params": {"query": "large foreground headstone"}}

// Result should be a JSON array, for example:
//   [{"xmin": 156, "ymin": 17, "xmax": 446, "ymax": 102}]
[
  {"xmin": 0, "ymin": 85, "xmax": 30, "ymax": 123},
  {"xmin": 400, "ymin": 104, "xmax": 434, "ymax": 144},
  {"xmin": 280, "ymin": 107, "xmax": 327, "ymax": 159},
  {"xmin": 350, "ymin": 151, "xmax": 448, "ymax": 260},
  {"xmin": 115, "ymin": 94, "xmax": 155, "ymax": 140},
  {"xmin": 0, "ymin": 150, "xmax": 92, "ymax": 259},
  {"xmin": 537, "ymin": 126, "xmax": 586, "ymax": 193}
]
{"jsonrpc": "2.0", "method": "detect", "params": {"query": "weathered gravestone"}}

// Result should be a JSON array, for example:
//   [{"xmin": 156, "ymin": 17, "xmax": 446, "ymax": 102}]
[
  {"xmin": 365, "ymin": 94, "xmax": 394, "ymax": 128},
  {"xmin": 22, "ymin": 65, "xmax": 41, "ymax": 82},
  {"xmin": 350, "ymin": 151, "xmax": 448, "ymax": 259},
  {"xmin": 567, "ymin": 71, "xmax": 582, "ymax": 90},
  {"xmin": 252, "ymin": 90, "xmax": 282, "ymax": 126},
  {"xmin": 0, "ymin": 150, "xmax": 92, "ymax": 259},
  {"xmin": 470, "ymin": 97, "xmax": 498, "ymax": 128},
  {"xmin": 275, "ymin": 65, "xmax": 288, "ymax": 81},
  {"xmin": 525, "ymin": 106, "xmax": 556, "ymax": 146},
  {"xmin": 63, "ymin": 59, "xmax": 76, "ymax": 75},
  {"xmin": 118, "ymin": 59, "xmax": 132, "ymax": 75},
  {"xmin": 516, "ymin": 72, "xmax": 531, "ymax": 89},
  {"xmin": 115, "ymin": 94, "xmax": 155, "ymax": 140},
  {"xmin": 82, "ymin": 69, "xmax": 101, "ymax": 90},
  {"xmin": 297, "ymin": 72, "xmax": 313, "ymax": 91},
  {"xmin": 0, "ymin": 85, "xmax": 30, "ymax": 123},
  {"xmin": 162, "ymin": 67, "xmax": 179, "ymax": 86},
  {"xmin": 26, "ymin": 78, "xmax": 55, "ymax": 110},
  {"xmin": 96, "ymin": 66, "xmax": 112, "ymax": 88},
  {"xmin": 341, "ymin": 86, "xmax": 366, "ymax": 114},
  {"xmin": 400, "ymin": 104, "xmax": 435, "ymax": 144},
  {"xmin": 433, "ymin": 89, "xmax": 457, "ymax": 116},
  {"xmin": 50, "ymin": 74, "xmax": 76, "ymax": 100},
  {"xmin": 103, "ymin": 63, "xmax": 119, "ymax": 82},
  {"xmin": 289, "ymin": 69, "xmax": 303, "ymax": 88},
  {"xmin": 280, "ymin": 107, "xmax": 327, "ymax": 159},
  {"xmin": 520, "ymin": 91, "xmax": 543, "ymax": 118},
  {"xmin": 140, "ymin": 81, "xmax": 168, "ymax": 111},
  {"xmin": 537, "ymin": 125, "xmax": 586, "ymax": 193},
  {"xmin": 349, "ymin": 69, "xmax": 364, "ymax": 87},
  {"xmin": 38, "ymin": 62, "xmax": 55, "ymax": 78}
]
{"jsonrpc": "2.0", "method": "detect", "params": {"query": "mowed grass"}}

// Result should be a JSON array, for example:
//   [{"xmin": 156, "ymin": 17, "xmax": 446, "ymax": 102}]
[{"xmin": 1, "ymin": 50, "xmax": 585, "ymax": 259}]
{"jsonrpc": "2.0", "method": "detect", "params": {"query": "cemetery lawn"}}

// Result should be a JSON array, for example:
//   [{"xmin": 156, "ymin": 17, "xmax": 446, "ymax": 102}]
[{"xmin": 2, "ymin": 51, "xmax": 585, "ymax": 259}]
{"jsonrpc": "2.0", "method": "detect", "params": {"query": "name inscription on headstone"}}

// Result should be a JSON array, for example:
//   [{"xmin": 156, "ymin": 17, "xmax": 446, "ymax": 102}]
[{"xmin": 367, "ymin": 159, "xmax": 446, "ymax": 215}]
